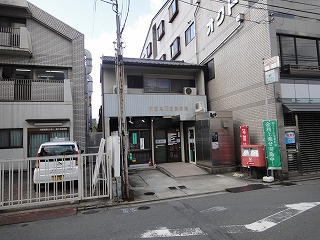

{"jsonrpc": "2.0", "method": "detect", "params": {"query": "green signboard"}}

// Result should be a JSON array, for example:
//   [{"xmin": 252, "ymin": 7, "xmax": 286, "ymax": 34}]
[
  {"xmin": 132, "ymin": 132, "xmax": 138, "ymax": 145},
  {"xmin": 262, "ymin": 120, "xmax": 282, "ymax": 169}
]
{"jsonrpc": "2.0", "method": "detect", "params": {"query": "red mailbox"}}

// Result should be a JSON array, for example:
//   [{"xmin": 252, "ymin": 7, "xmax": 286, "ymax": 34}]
[{"xmin": 241, "ymin": 144, "xmax": 266, "ymax": 167}]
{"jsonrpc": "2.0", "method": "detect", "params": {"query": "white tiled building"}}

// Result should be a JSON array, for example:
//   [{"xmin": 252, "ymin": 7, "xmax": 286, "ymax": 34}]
[
  {"xmin": 0, "ymin": 0, "xmax": 86, "ymax": 160},
  {"xmin": 141, "ymin": 0, "xmax": 320, "ymax": 178}
]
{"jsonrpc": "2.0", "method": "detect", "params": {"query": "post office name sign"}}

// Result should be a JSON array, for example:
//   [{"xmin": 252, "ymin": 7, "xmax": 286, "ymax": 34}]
[{"xmin": 207, "ymin": 0, "xmax": 239, "ymax": 36}]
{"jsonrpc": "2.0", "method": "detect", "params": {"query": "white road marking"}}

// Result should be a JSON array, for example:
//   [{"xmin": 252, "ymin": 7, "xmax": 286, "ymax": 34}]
[
  {"xmin": 200, "ymin": 206, "xmax": 227, "ymax": 213},
  {"xmin": 121, "ymin": 208, "xmax": 137, "ymax": 214},
  {"xmin": 140, "ymin": 227, "xmax": 206, "ymax": 238},
  {"xmin": 223, "ymin": 202, "xmax": 320, "ymax": 233}
]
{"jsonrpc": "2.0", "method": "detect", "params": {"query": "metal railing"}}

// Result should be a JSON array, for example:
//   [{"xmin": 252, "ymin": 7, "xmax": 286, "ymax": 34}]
[
  {"xmin": 0, "ymin": 27, "xmax": 20, "ymax": 47},
  {"xmin": 0, "ymin": 78, "xmax": 64, "ymax": 102},
  {"xmin": 0, "ymin": 153, "xmax": 112, "ymax": 210}
]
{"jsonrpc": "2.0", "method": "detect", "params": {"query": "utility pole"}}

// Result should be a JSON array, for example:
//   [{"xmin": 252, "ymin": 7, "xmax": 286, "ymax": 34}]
[{"xmin": 114, "ymin": 0, "xmax": 130, "ymax": 200}]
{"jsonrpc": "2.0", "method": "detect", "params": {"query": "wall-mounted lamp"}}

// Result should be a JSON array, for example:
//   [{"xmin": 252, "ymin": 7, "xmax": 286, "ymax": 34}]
[
  {"xmin": 141, "ymin": 119, "xmax": 145, "ymax": 123},
  {"xmin": 129, "ymin": 117, "xmax": 133, "ymax": 124}
]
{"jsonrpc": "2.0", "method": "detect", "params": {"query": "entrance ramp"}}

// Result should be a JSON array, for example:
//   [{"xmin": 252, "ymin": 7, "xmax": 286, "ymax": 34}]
[{"xmin": 157, "ymin": 162, "xmax": 209, "ymax": 178}]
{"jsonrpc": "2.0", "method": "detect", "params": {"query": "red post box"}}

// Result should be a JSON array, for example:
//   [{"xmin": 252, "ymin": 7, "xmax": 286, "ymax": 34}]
[{"xmin": 241, "ymin": 144, "xmax": 266, "ymax": 167}]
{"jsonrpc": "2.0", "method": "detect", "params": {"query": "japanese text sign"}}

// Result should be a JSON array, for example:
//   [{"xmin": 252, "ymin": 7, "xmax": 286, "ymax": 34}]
[
  {"xmin": 262, "ymin": 120, "xmax": 282, "ymax": 169},
  {"xmin": 240, "ymin": 125, "xmax": 249, "ymax": 145}
]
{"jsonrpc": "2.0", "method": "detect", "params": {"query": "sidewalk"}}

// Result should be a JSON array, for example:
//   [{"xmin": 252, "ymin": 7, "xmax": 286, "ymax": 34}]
[
  {"xmin": 2, "ymin": 162, "xmax": 310, "ymax": 226},
  {"xmin": 128, "ymin": 163, "xmax": 256, "ymax": 202}
]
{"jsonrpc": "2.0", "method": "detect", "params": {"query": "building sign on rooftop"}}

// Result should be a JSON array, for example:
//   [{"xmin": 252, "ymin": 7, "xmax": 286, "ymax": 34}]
[{"xmin": 207, "ymin": 0, "xmax": 239, "ymax": 36}]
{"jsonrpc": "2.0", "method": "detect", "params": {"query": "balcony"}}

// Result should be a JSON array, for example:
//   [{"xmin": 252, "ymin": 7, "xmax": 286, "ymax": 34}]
[
  {"xmin": 0, "ymin": 27, "xmax": 32, "ymax": 57},
  {"xmin": 0, "ymin": 78, "xmax": 71, "ymax": 102}
]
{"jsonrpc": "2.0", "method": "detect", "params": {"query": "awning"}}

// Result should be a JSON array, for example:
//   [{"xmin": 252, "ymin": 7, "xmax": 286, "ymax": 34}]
[
  {"xmin": 283, "ymin": 103, "xmax": 320, "ymax": 112},
  {"xmin": 25, "ymin": 119, "xmax": 70, "ymax": 123}
]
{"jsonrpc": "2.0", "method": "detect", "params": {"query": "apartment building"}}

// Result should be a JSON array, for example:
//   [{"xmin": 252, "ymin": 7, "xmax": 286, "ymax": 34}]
[
  {"xmin": 0, "ymin": 0, "xmax": 86, "ymax": 160},
  {"xmin": 141, "ymin": 0, "xmax": 320, "ymax": 178}
]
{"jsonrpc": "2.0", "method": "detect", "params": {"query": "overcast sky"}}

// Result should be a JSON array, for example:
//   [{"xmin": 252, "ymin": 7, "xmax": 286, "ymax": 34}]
[{"xmin": 27, "ymin": 0, "xmax": 166, "ymax": 119}]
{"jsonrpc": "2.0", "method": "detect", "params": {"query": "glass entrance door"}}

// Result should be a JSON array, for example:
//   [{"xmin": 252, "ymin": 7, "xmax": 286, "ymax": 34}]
[{"xmin": 154, "ymin": 129, "xmax": 167, "ymax": 164}]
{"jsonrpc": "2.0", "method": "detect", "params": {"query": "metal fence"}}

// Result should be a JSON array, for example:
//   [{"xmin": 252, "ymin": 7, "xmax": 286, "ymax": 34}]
[{"xmin": 0, "ymin": 153, "xmax": 112, "ymax": 210}]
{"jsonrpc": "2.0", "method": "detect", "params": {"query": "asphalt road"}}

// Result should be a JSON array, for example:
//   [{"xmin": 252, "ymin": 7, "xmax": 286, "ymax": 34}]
[{"xmin": 1, "ymin": 179, "xmax": 319, "ymax": 240}]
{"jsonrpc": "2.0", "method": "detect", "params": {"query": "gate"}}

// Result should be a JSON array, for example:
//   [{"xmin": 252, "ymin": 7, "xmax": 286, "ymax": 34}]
[{"xmin": 0, "ymin": 153, "xmax": 112, "ymax": 210}]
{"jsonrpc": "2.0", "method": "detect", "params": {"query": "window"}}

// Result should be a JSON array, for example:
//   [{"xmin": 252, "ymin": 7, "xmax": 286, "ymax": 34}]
[
  {"xmin": 127, "ymin": 75, "xmax": 143, "ymax": 88},
  {"xmin": 185, "ymin": 22, "xmax": 195, "ymax": 45},
  {"xmin": 146, "ymin": 42, "xmax": 152, "ymax": 58},
  {"xmin": 0, "ymin": 66, "xmax": 67, "ymax": 80},
  {"xmin": 296, "ymin": 38, "xmax": 318, "ymax": 66},
  {"xmin": 170, "ymin": 37, "xmax": 181, "ymax": 60},
  {"xmin": 169, "ymin": 0, "xmax": 179, "ymax": 23},
  {"xmin": 206, "ymin": 58, "xmax": 215, "ymax": 81},
  {"xmin": 157, "ymin": 20, "xmax": 165, "ymax": 41},
  {"xmin": 143, "ymin": 77, "xmax": 195, "ymax": 93},
  {"xmin": 144, "ymin": 78, "xmax": 171, "ymax": 92},
  {"xmin": 278, "ymin": 35, "xmax": 320, "ymax": 67},
  {"xmin": 0, "ymin": 129, "xmax": 23, "ymax": 149}
]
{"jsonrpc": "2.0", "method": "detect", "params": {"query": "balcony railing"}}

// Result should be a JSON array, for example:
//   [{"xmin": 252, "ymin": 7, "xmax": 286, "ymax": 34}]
[
  {"xmin": 0, "ymin": 27, "xmax": 32, "ymax": 56},
  {"xmin": 0, "ymin": 78, "xmax": 64, "ymax": 102},
  {"xmin": 281, "ymin": 64, "xmax": 320, "ymax": 77},
  {"xmin": 0, "ymin": 27, "xmax": 20, "ymax": 47}
]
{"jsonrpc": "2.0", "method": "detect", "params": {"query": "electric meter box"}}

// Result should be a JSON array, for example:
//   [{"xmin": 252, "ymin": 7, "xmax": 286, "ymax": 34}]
[{"xmin": 241, "ymin": 144, "xmax": 266, "ymax": 167}]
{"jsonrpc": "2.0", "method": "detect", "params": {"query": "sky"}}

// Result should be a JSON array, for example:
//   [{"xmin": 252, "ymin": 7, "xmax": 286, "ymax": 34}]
[{"xmin": 27, "ymin": 0, "xmax": 166, "ymax": 120}]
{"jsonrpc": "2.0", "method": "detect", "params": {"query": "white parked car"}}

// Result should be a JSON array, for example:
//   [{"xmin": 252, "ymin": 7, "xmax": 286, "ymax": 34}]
[{"xmin": 33, "ymin": 141, "xmax": 81, "ymax": 191}]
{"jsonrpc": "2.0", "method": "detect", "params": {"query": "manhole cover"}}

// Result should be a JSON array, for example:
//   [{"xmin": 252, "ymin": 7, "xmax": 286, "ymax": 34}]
[
  {"xmin": 168, "ymin": 186, "xmax": 178, "ymax": 190},
  {"xmin": 82, "ymin": 209, "xmax": 100, "ymax": 215},
  {"xmin": 138, "ymin": 206, "xmax": 150, "ymax": 210},
  {"xmin": 144, "ymin": 192, "xmax": 155, "ymax": 195}
]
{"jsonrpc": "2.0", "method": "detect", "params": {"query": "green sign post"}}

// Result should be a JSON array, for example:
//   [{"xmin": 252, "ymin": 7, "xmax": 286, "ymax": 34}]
[{"xmin": 262, "ymin": 120, "xmax": 282, "ymax": 169}]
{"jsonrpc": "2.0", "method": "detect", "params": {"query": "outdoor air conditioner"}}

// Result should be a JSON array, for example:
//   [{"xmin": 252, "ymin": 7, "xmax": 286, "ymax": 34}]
[
  {"xmin": 195, "ymin": 101, "xmax": 205, "ymax": 112},
  {"xmin": 183, "ymin": 87, "xmax": 197, "ymax": 95},
  {"xmin": 113, "ymin": 85, "xmax": 127, "ymax": 94}
]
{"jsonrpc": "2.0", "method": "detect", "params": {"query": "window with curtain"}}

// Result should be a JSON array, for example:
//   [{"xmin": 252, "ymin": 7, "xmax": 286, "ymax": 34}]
[{"xmin": 0, "ymin": 129, "xmax": 23, "ymax": 149}]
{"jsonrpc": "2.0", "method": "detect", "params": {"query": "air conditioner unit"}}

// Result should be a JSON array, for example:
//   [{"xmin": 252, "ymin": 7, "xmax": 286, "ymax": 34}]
[
  {"xmin": 183, "ymin": 87, "xmax": 197, "ymax": 95},
  {"xmin": 113, "ymin": 85, "xmax": 127, "ymax": 94},
  {"xmin": 195, "ymin": 101, "xmax": 205, "ymax": 113}
]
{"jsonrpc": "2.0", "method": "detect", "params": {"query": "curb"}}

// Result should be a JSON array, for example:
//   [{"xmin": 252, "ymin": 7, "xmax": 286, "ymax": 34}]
[{"xmin": 0, "ymin": 206, "xmax": 77, "ymax": 226}]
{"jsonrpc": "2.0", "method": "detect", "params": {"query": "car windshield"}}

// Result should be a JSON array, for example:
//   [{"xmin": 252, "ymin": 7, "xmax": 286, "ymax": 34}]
[{"xmin": 40, "ymin": 145, "xmax": 76, "ymax": 156}]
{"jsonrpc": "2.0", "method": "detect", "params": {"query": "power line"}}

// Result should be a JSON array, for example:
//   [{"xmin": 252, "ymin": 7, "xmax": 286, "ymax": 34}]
[
  {"xmin": 209, "ymin": 0, "xmax": 320, "ymax": 22},
  {"xmin": 178, "ymin": 0, "xmax": 267, "ymax": 24}
]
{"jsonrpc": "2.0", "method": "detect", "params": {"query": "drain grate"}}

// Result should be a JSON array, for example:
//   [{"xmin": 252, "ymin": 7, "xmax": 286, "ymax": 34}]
[
  {"xmin": 138, "ymin": 206, "xmax": 150, "ymax": 210},
  {"xmin": 226, "ymin": 184, "xmax": 270, "ymax": 193},
  {"xmin": 168, "ymin": 186, "xmax": 178, "ymax": 190},
  {"xmin": 144, "ymin": 192, "xmax": 155, "ymax": 195},
  {"xmin": 178, "ymin": 185, "xmax": 186, "ymax": 189}
]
